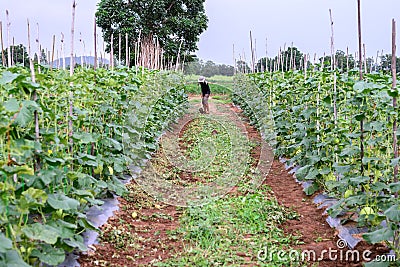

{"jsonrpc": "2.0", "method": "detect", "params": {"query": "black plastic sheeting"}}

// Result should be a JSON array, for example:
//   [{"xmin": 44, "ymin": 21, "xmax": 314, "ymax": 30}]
[
  {"xmin": 58, "ymin": 167, "xmax": 143, "ymax": 267},
  {"xmin": 279, "ymin": 157, "xmax": 365, "ymax": 249}
]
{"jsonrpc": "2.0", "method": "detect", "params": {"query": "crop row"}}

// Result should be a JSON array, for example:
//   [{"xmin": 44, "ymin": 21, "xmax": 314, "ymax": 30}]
[
  {"xmin": 0, "ymin": 65, "xmax": 187, "ymax": 266},
  {"xmin": 233, "ymin": 69, "xmax": 400, "ymax": 259}
]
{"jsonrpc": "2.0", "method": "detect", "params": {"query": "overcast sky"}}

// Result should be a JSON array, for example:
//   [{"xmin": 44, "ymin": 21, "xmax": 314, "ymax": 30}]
[{"xmin": 1, "ymin": 0, "xmax": 400, "ymax": 65}]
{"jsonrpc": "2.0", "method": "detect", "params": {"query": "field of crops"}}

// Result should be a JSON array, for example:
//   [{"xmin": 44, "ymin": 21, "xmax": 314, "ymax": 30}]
[
  {"xmin": 233, "ymin": 67, "xmax": 400, "ymax": 258},
  {"xmin": 0, "ymin": 65, "xmax": 187, "ymax": 266}
]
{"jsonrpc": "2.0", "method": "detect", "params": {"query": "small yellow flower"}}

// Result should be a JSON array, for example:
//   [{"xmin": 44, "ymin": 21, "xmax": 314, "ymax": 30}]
[{"xmin": 108, "ymin": 166, "xmax": 114, "ymax": 175}]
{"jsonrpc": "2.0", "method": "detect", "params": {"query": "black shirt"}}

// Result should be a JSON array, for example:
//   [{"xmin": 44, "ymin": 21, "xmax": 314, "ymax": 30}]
[{"xmin": 200, "ymin": 82, "xmax": 211, "ymax": 96}]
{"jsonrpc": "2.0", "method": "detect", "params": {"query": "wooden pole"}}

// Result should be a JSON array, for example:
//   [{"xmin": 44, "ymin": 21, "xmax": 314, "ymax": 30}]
[
  {"xmin": 357, "ymin": 0, "xmax": 363, "ymax": 80},
  {"xmin": 329, "ymin": 9, "xmax": 338, "ymax": 125},
  {"xmin": 363, "ymin": 43, "xmax": 367, "ymax": 73},
  {"xmin": 249, "ymin": 31, "xmax": 255, "ymax": 73},
  {"xmin": 6, "ymin": 10, "xmax": 11, "ymax": 67},
  {"xmin": 329, "ymin": 9, "xmax": 336, "ymax": 70},
  {"xmin": 118, "ymin": 32, "xmax": 121, "ymax": 65},
  {"xmin": 357, "ymin": 0, "xmax": 364, "ymax": 175},
  {"xmin": 70, "ymin": 0, "xmax": 76, "ymax": 76},
  {"xmin": 110, "ymin": 33, "xmax": 114, "ymax": 70},
  {"xmin": 125, "ymin": 33, "xmax": 129, "ymax": 67},
  {"xmin": 50, "ymin": 35, "xmax": 55, "ymax": 70},
  {"xmin": 0, "ymin": 21, "xmax": 4, "ymax": 66},
  {"xmin": 11, "ymin": 37, "xmax": 14, "ymax": 66},
  {"xmin": 94, "ymin": 17, "xmax": 97, "ymax": 70},
  {"xmin": 61, "ymin": 33, "xmax": 66, "ymax": 70},
  {"xmin": 233, "ymin": 43, "xmax": 236, "ymax": 74},
  {"xmin": 392, "ymin": 19, "xmax": 398, "ymax": 193},
  {"xmin": 27, "ymin": 19, "xmax": 40, "ymax": 171},
  {"xmin": 69, "ymin": 0, "xmax": 76, "ymax": 157}
]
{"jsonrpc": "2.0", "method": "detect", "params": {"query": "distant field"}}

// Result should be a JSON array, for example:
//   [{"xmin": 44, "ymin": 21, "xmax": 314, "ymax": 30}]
[{"xmin": 185, "ymin": 75, "xmax": 234, "ymax": 95}]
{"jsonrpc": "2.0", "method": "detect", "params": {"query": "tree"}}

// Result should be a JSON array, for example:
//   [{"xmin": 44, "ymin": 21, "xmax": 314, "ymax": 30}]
[
  {"xmin": 183, "ymin": 57, "xmax": 202, "ymax": 75},
  {"xmin": 380, "ymin": 54, "xmax": 400, "ymax": 73},
  {"xmin": 256, "ymin": 47, "xmax": 305, "ymax": 72},
  {"xmin": 1, "ymin": 44, "xmax": 30, "ymax": 67},
  {"xmin": 319, "ymin": 50, "xmax": 356, "ymax": 72},
  {"xmin": 96, "ymin": 0, "xmax": 208, "ymax": 66},
  {"xmin": 236, "ymin": 60, "xmax": 250, "ymax": 73},
  {"xmin": 202, "ymin": 60, "xmax": 218, "ymax": 77}
]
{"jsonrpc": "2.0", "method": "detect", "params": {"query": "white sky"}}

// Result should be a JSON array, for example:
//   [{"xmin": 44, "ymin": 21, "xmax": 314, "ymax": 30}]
[{"xmin": 0, "ymin": 0, "xmax": 400, "ymax": 65}]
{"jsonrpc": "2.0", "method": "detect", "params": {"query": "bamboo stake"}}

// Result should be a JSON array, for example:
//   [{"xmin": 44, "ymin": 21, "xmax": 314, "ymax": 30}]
[
  {"xmin": 69, "ymin": 0, "xmax": 76, "ymax": 158},
  {"xmin": 363, "ymin": 43, "xmax": 367, "ymax": 73},
  {"xmin": 357, "ymin": 0, "xmax": 363, "ymax": 80},
  {"xmin": 0, "ymin": 21, "xmax": 4, "ymax": 66},
  {"xmin": 11, "ymin": 37, "xmax": 14, "ymax": 66},
  {"xmin": 36, "ymin": 23, "xmax": 41, "ymax": 73},
  {"xmin": 125, "ymin": 33, "xmax": 129, "ymax": 67},
  {"xmin": 27, "ymin": 19, "xmax": 40, "ymax": 171},
  {"xmin": 94, "ymin": 18, "xmax": 97, "ymax": 70},
  {"xmin": 56, "ymin": 50, "xmax": 59, "ymax": 69},
  {"xmin": 175, "ymin": 39, "xmax": 183, "ymax": 71},
  {"xmin": 70, "ymin": 0, "xmax": 76, "ymax": 76},
  {"xmin": 265, "ymin": 38, "xmax": 268, "ymax": 72},
  {"xmin": 233, "ymin": 43, "xmax": 236, "ymax": 74},
  {"xmin": 329, "ymin": 9, "xmax": 336, "ymax": 70},
  {"xmin": 118, "ymin": 32, "xmax": 121, "ymax": 65},
  {"xmin": 392, "ymin": 19, "xmax": 398, "ymax": 193},
  {"xmin": 50, "ymin": 35, "xmax": 55, "ymax": 70},
  {"xmin": 110, "ymin": 33, "xmax": 114, "ymax": 70},
  {"xmin": 61, "ymin": 33, "xmax": 66, "ymax": 70},
  {"xmin": 357, "ymin": 0, "xmax": 365, "ymax": 175},
  {"xmin": 329, "ymin": 9, "xmax": 338, "ymax": 126},
  {"xmin": 6, "ymin": 11, "xmax": 11, "ymax": 67},
  {"xmin": 391, "ymin": 19, "xmax": 400, "ymax": 253},
  {"xmin": 289, "ymin": 42, "xmax": 294, "ymax": 70},
  {"xmin": 79, "ymin": 32, "xmax": 84, "ymax": 67},
  {"xmin": 249, "ymin": 31, "xmax": 255, "ymax": 73}
]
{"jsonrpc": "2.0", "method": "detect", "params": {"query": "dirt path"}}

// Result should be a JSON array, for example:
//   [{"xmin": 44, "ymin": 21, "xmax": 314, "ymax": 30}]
[{"xmin": 79, "ymin": 96, "xmax": 388, "ymax": 267}]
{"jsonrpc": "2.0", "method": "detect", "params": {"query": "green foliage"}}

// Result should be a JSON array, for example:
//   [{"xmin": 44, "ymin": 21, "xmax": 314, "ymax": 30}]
[
  {"xmin": 233, "ymin": 69, "xmax": 400, "ymax": 258},
  {"xmin": 0, "ymin": 44, "xmax": 30, "ymax": 67},
  {"xmin": 161, "ymin": 187, "xmax": 299, "ymax": 266},
  {"xmin": 184, "ymin": 58, "xmax": 234, "ymax": 77},
  {"xmin": 96, "ymin": 0, "xmax": 208, "ymax": 62},
  {"xmin": 0, "ymin": 65, "xmax": 187, "ymax": 266}
]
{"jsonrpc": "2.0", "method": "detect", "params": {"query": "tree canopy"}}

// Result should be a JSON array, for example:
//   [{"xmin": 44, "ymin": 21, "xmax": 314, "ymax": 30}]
[
  {"xmin": 184, "ymin": 58, "xmax": 234, "ymax": 77},
  {"xmin": 96, "ymin": 0, "xmax": 208, "ymax": 65}
]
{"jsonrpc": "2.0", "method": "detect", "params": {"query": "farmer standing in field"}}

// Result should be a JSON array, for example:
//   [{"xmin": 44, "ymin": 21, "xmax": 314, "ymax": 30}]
[{"xmin": 198, "ymin": 76, "xmax": 210, "ymax": 114}]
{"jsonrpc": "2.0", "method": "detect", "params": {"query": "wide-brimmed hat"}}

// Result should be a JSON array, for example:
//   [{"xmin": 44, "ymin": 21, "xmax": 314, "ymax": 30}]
[{"xmin": 198, "ymin": 76, "xmax": 206, "ymax": 82}]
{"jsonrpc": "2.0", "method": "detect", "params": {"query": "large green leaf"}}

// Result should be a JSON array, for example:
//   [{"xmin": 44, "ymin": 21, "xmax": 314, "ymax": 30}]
[
  {"xmin": 31, "ymin": 245, "xmax": 65, "ymax": 266},
  {"xmin": 0, "ymin": 71, "xmax": 21, "ymax": 85},
  {"xmin": 0, "ymin": 233, "xmax": 12, "ymax": 253},
  {"xmin": 47, "ymin": 194, "xmax": 80, "ymax": 211},
  {"xmin": 384, "ymin": 205, "xmax": 400, "ymax": 222},
  {"xmin": 22, "ymin": 223, "xmax": 60, "ymax": 244},
  {"xmin": 13, "ymin": 100, "xmax": 39, "ymax": 127},
  {"xmin": 18, "ymin": 188, "xmax": 48, "ymax": 212},
  {"xmin": 72, "ymin": 132, "xmax": 96, "ymax": 144},
  {"xmin": 64, "ymin": 235, "xmax": 87, "ymax": 251},
  {"xmin": 3, "ymin": 98, "xmax": 20, "ymax": 113},
  {"xmin": 363, "ymin": 227, "xmax": 394, "ymax": 244},
  {"xmin": 0, "ymin": 250, "xmax": 30, "ymax": 267}
]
